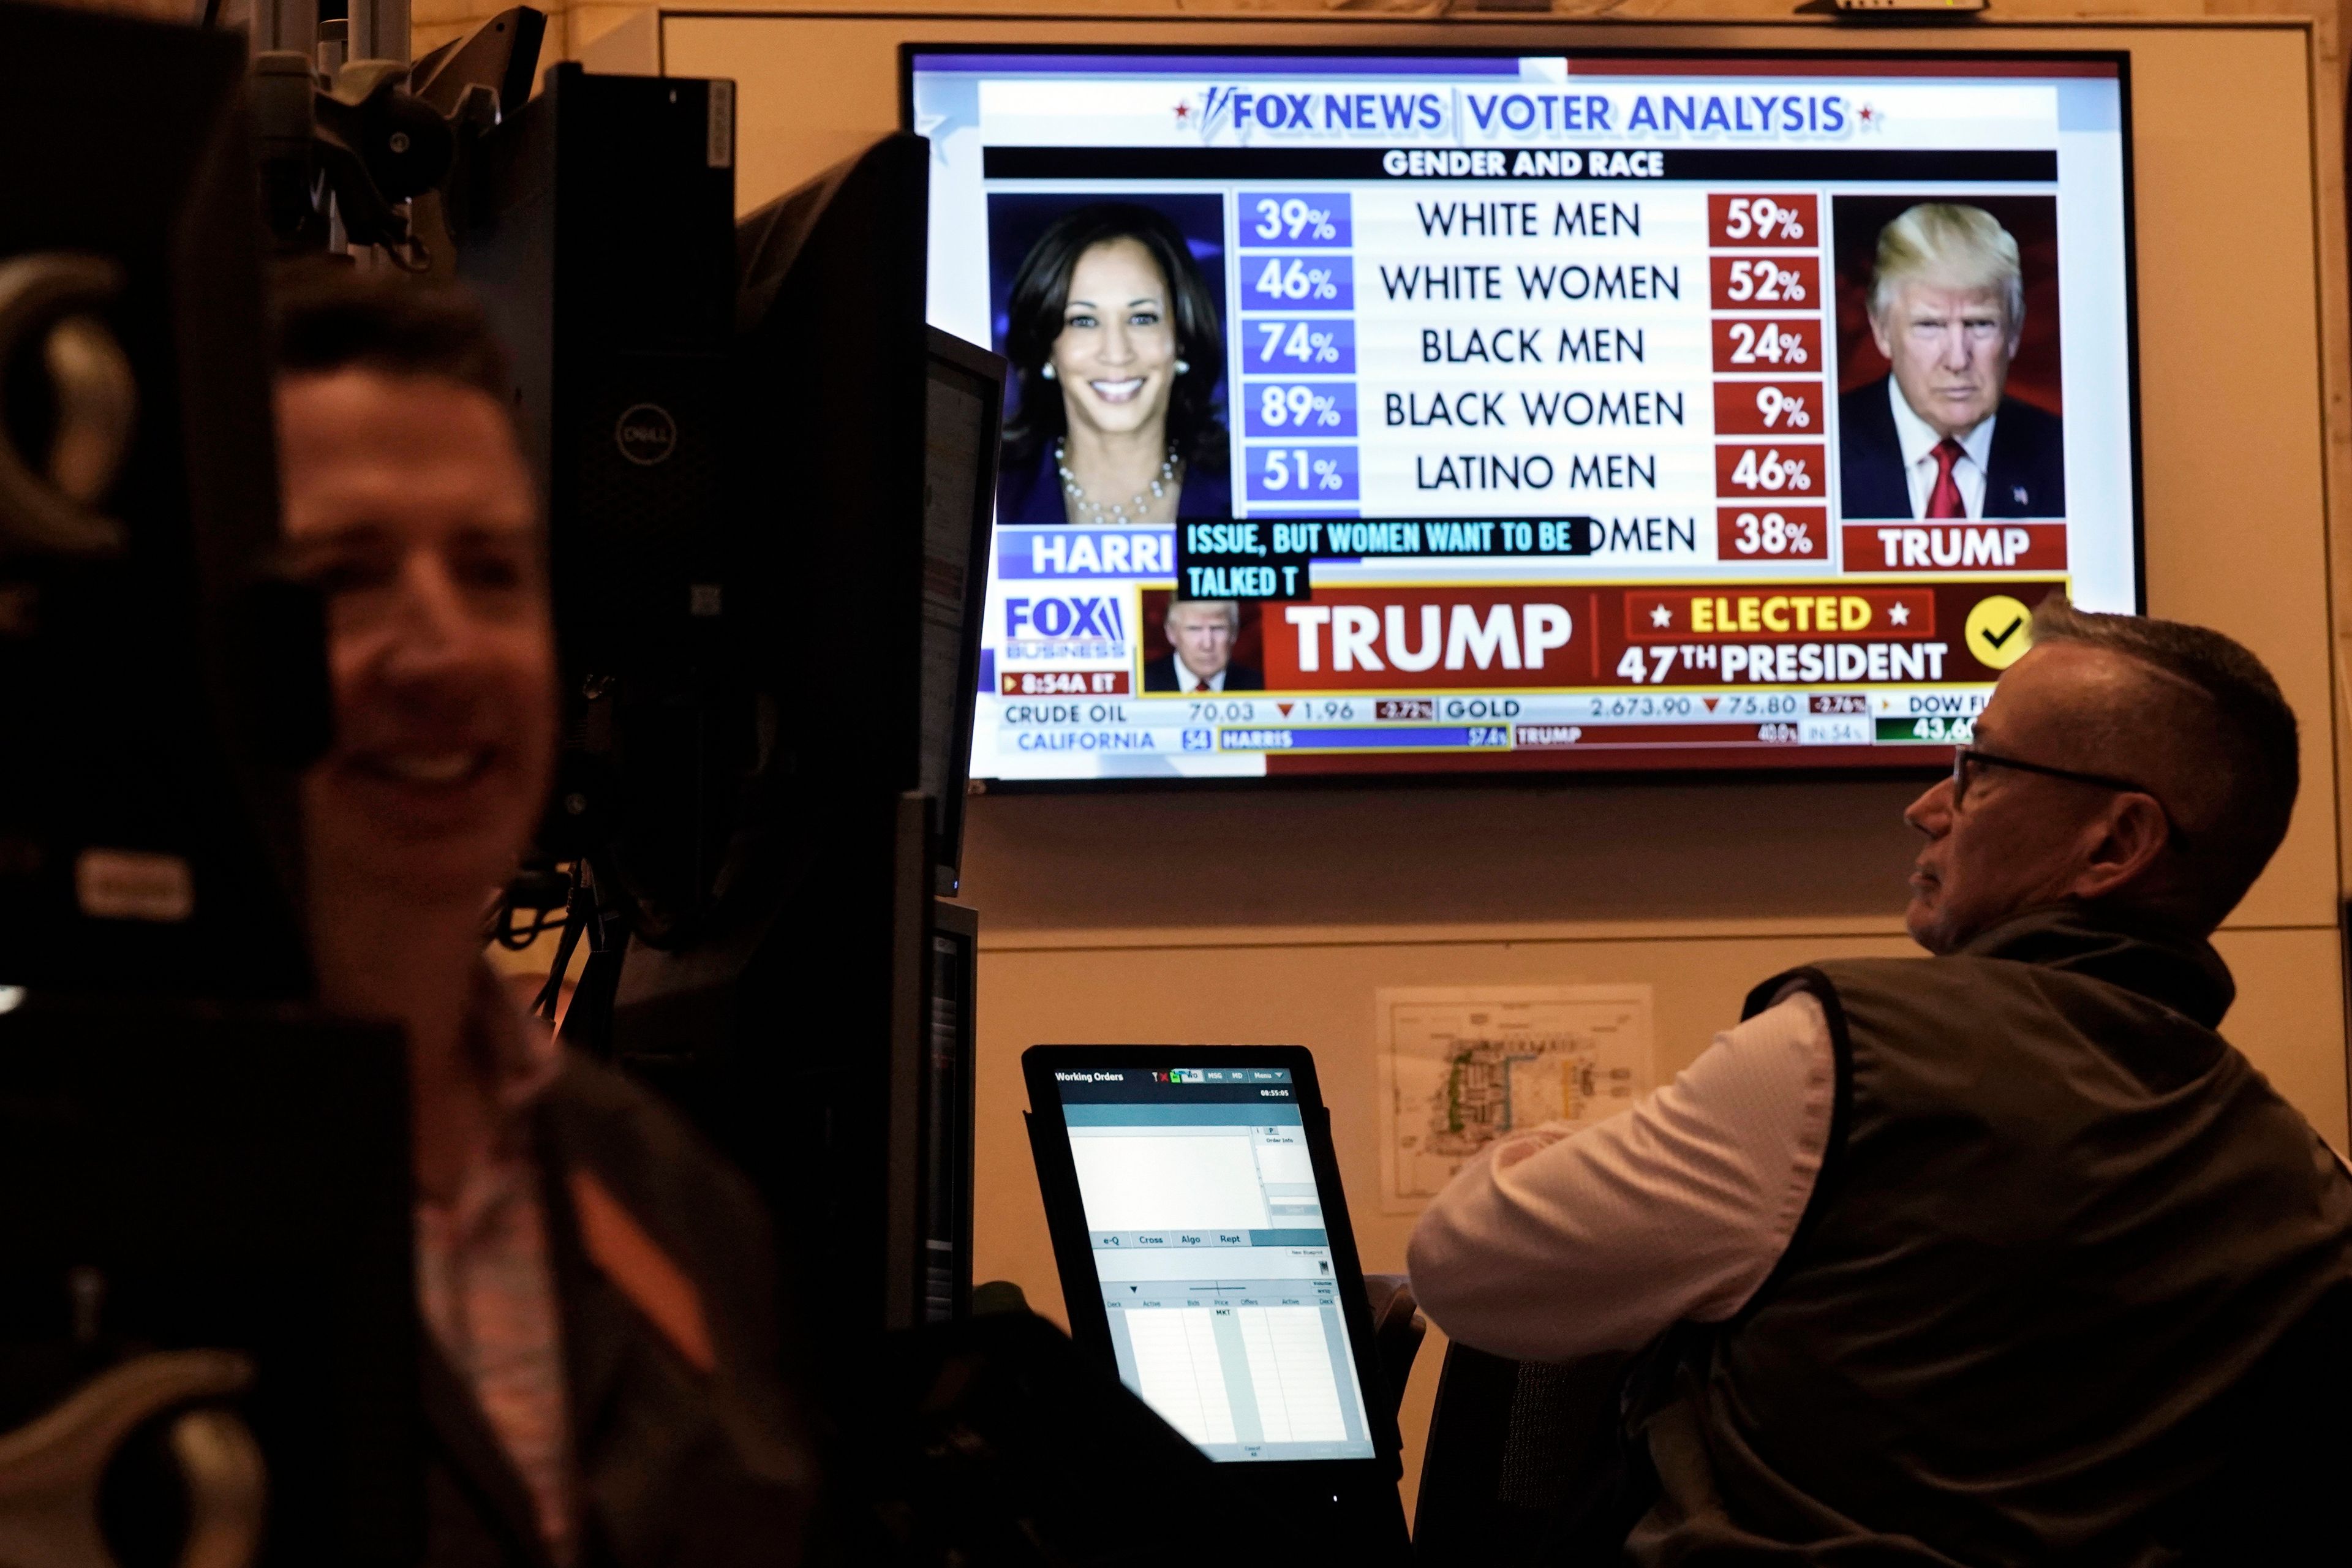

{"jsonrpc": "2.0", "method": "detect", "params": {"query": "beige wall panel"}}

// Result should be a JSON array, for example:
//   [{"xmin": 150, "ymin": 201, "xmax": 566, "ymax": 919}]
[
  {"xmin": 2211, "ymin": 924, "xmax": 2350, "ymax": 1139},
  {"xmin": 668, "ymin": 17, "xmax": 921, "ymax": 209},
  {"xmin": 2125, "ymin": 29, "xmax": 2338, "ymax": 927},
  {"xmin": 957, "ymin": 778, "xmax": 1929, "ymax": 935}
]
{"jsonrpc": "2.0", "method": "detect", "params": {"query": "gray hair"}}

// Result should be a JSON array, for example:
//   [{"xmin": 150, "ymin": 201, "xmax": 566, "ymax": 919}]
[
  {"xmin": 1164, "ymin": 598, "xmax": 1240, "ymax": 634},
  {"xmin": 2026, "ymin": 597, "xmax": 2297, "ymax": 927},
  {"xmin": 1869, "ymin": 203, "xmax": 2025, "ymax": 340}
]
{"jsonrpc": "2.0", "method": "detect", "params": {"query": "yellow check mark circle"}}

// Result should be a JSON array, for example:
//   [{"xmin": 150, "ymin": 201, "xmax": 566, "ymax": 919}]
[{"xmin": 1964, "ymin": 595, "xmax": 2034, "ymax": 670}]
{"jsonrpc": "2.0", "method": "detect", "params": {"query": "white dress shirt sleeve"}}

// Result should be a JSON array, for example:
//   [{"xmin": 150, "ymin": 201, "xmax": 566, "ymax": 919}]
[{"xmin": 1405, "ymin": 990, "xmax": 1836, "ymax": 1362}]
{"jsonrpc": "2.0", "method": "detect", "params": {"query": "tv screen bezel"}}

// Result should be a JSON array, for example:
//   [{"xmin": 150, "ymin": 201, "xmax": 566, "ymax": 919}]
[{"xmin": 904, "ymin": 42, "xmax": 2143, "ymax": 796}]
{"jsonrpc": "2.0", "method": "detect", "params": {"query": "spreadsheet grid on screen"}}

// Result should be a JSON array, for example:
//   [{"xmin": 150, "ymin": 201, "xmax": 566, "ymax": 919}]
[
  {"xmin": 1060, "ymin": 1080, "xmax": 1376, "ymax": 1461},
  {"xmin": 910, "ymin": 49, "xmax": 2138, "ymax": 783}
]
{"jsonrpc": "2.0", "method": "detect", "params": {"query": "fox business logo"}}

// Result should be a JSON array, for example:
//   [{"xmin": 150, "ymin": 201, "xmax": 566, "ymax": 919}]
[
  {"xmin": 1003, "ymin": 595, "xmax": 1129, "ymax": 662},
  {"xmin": 1006, "ymin": 595, "xmax": 1126, "ymax": 640}
]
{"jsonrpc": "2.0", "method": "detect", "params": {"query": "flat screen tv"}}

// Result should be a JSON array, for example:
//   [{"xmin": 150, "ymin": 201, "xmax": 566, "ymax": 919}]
[{"xmin": 904, "ymin": 46, "xmax": 2138, "ymax": 783}]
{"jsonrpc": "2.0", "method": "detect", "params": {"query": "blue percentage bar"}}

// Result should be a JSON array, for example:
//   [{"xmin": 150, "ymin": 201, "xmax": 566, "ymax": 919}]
[
  {"xmin": 1245, "ymin": 443, "xmax": 1360, "ymax": 503},
  {"xmin": 1243, "ymin": 381, "xmax": 1359, "ymax": 439},
  {"xmin": 1243, "ymin": 317, "xmax": 1355, "ymax": 374},
  {"xmin": 1218, "ymin": 726, "xmax": 1505, "ymax": 752},
  {"xmin": 1240, "ymin": 252, "xmax": 1354, "ymax": 312},
  {"xmin": 1242, "ymin": 192, "xmax": 1352, "ymax": 249}
]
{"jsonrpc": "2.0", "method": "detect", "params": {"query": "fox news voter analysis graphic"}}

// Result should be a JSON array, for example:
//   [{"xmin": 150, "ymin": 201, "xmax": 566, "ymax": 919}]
[{"xmin": 909, "ymin": 49, "xmax": 2139, "ymax": 782}]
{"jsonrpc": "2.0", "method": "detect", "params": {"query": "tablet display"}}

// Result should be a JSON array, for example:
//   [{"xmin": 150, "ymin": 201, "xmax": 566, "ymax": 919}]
[{"xmin": 1038, "ymin": 1058, "xmax": 1378, "ymax": 1462}]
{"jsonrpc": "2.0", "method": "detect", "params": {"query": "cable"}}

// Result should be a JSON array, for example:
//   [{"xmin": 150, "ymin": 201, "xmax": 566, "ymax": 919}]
[
  {"xmin": 531, "ymin": 871, "xmax": 594, "ymax": 1021},
  {"xmin": 487, "ymin": 858, "xmax": 574, "ymax": 949}
]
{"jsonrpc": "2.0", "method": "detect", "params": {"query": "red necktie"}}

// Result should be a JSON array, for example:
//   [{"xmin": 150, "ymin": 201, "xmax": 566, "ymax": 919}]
[{"xmin": 1926, "ymin": 437, "xmax": 1966, "ymax": 519}]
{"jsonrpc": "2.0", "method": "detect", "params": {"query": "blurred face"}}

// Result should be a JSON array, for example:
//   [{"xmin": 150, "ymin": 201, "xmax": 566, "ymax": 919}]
[
  {"xmin": 1871, "ymin": 280, "xmax": 2015, "ymax": 439},
  {"xmin": 1165, "ymin": 603, "xmax": 1235, "ymax": 680},
  {"xmin": 1901, "ymin": 642, "xmax": 2146, "ymax": 952},
  {"xmin": 277, "ymin": 369, "xmax": 556, "ymax": 907},
  {"xmin": 1049, "ymin": 238, "xmax": 1179, "ymax": 443}
]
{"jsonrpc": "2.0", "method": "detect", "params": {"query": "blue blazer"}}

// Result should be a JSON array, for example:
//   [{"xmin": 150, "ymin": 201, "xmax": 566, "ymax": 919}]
[
  {"xmin": 996, "ymin": 442, "xmax": 1233, "ymax": 526},
  {"xmin": 1838, "ymin": 376, "xmax": 2066, "ymax": 520}
]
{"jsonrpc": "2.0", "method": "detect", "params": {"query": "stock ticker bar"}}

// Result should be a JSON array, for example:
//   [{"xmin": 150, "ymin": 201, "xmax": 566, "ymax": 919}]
[{"xmin": 985, "ymin": 575, "xmax": 2040, "ymax": 771}]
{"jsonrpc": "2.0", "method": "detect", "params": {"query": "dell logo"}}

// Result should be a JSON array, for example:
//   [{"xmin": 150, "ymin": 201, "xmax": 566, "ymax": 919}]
[{"xmin": 614, "ymin": 403, "xmax": 678, "ymax": 466}]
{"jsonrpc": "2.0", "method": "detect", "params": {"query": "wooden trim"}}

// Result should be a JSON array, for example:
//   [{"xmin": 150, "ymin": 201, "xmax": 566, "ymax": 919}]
[{"xmin": 648, "ymin": 2, "xmax": 2313, "ymax": 25}]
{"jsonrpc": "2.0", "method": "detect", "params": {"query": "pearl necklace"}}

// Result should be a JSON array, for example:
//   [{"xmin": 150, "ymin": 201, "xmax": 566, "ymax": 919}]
[{"xmin": 1057, "ymin": 440, "xmax": 1180, "ymax": 525}]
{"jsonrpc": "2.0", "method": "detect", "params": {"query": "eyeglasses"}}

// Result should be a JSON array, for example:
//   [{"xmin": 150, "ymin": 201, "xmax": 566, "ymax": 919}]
[{"xmin": 1950, "ymin": 748, "xmax": 2187, "ymax": 847}]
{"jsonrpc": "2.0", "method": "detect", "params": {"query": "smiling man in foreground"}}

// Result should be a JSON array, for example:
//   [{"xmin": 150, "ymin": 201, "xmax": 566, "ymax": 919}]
[
  {"xmin": 1409, "ymin": 595, "xmax": 2352, "ymax": 1564},
  {"xmin": 275, "ymin": 266, "xmax": 815, "ymax": 1567}
]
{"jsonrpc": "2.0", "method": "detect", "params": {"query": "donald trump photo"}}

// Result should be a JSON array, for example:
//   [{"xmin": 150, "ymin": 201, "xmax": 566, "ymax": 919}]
[
  {"xmin": 1838, "ymin": 203, "xmax": 2066, "ymax": 520},
  {"xmin": 1143, "ymin": 598, "xmax": 1262, "ymax": 693}
]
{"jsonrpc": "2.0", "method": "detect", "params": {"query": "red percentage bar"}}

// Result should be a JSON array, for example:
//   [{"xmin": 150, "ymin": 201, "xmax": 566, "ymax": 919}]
[
  {"xmin": 1709, "ymin": 255, "xmax": 1822, "ymax": 312},
  {"xmin": 1712, "ymin": 318, "xmax": 1820, "ymax": 373},
  {"xmin": 1517, "ymin": 723, "xmax": 1804, "ymax": 746},
  {"xmin": 1706, "ymin": 194, "xmax": 1819, "ymax": 249},
  {"xmin": 1716, "ymin": 505, "xmax": 1830, "ymax": 560},
  {"xmin": 1715, "ymin": 443, "xmax": 1825, "ymax": 499},
  {"xmin": 1713, "ymin": 380, "xmax": 1825, "ymax": 436}
]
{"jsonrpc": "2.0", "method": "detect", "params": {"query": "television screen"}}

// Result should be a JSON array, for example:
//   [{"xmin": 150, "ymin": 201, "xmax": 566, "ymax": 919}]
[{"xmin": 907, "ymin": 47, "xmax": 2138, "ymax": 783}]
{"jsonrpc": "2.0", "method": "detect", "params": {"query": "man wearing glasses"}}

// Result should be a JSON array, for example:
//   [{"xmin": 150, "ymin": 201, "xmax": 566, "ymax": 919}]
[{"xmin": 1410, "ymin": 595, "xmax": 2352, "ymax": 1562}]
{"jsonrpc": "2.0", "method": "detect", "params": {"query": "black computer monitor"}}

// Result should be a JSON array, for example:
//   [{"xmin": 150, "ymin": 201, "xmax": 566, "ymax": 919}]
[
  {"xmin": 718, "ymin": 134, "xmax": 961, "ymax": 1340},
  {"xmin": 0, "ymin": 999, "xmax": 420, "ymax": 1567},
  {"xmin": 734, "ymin": 132, "xmax": 934, "ymax": 800},
  {"xmin": 592, "ymin": 135, "xmax": 996, "ymax": 1361},
  {"xmin": 0, "ymin": 1, "xmax": 318, "ymax": 1000},
  {"xmin": 735, "ymin": 135, "xmax": 1003, "ymax": 889},
  {"xmin": 919, "ymin": 326, "xmax": 1006, "ymax": 896},
  {"xmin": 0, "ymin": 8, "xmax": 419, "ymax": 1559}
]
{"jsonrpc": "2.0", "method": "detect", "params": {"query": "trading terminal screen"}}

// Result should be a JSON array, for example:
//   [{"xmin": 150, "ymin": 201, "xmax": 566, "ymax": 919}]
[
  {"xmin": 908, "ymin": 47, "xmax": 2140, "ymax": 782},
  {"xmin": 1049, "ymin": 1065, "xmax": 1378, "ymax": 1462}
]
